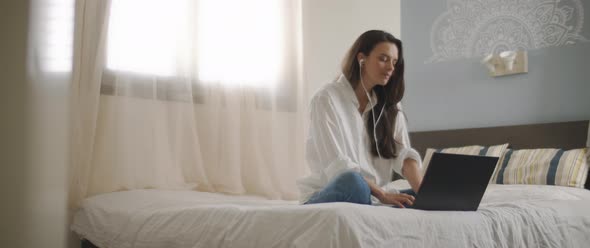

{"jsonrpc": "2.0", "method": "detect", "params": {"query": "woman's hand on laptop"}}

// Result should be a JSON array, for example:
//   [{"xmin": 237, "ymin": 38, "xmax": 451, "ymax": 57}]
[{"xmin": 378, "ymin": 193, "xmax": 415, "ymax": 208}]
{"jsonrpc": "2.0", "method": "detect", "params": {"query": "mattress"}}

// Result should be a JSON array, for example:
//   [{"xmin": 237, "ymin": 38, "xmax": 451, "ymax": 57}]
[{"xmin": 72, "ymin": 183, "xmax": 590, "ymax": 248}]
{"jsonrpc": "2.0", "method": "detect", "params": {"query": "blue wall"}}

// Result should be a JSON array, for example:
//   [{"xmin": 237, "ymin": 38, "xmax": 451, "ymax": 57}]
[{"xmin": 402, "ymin": 0, "xmax": 590, "ymax": 131}]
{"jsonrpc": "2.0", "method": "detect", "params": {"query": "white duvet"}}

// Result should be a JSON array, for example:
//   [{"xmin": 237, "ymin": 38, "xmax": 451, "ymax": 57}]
[{"xmin": 72, "ymin": 184, "xmax": 590, "ymax": 248}]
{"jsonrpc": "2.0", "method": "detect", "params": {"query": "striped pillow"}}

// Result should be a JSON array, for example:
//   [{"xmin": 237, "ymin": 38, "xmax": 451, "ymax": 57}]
[
  {"xmin": 422, "ymin": 144, "xmax": 509, "ymax": 183},
  {"xmin": 494, "ymin": 148, "xmax": 589, "ymax": 188}
]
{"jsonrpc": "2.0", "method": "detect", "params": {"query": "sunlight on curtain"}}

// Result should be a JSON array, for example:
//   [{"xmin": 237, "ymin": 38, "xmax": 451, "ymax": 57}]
[
  {"xmin": 106, "ymin": 0, "xmax": 187, "ymax": 76},
  {"xmin": 107, "ymin": 0, "xmax": 284, "ymax": 88},
  {"xmin": 197, "ymin": 0, "xmax": 283, "ymax": 87},
  {"xmin": 70, "ymin": 0, "xmax": 307, "ymax": 208}
]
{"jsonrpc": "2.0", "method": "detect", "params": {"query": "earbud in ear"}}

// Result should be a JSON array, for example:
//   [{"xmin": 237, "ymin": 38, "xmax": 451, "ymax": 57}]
[{"xmin": 359, "ymin": 59, "xmax": 365, "ymax": 66}]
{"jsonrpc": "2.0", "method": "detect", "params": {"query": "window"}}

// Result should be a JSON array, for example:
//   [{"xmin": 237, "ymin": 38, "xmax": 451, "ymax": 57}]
[
  {"xmin": 196, "ymin": 0, "xmax": 283, "ymax": 87},
  {"xmin": 107, "ymin": 0, "xmax": 187, "ymax": 76},
  {"xmin": 39, "ymin": 0, "xmax": 75, "ymax": 73},
  {"xmin": 107, "ymin": 0, "xmax": 286, "ymax": 88}
]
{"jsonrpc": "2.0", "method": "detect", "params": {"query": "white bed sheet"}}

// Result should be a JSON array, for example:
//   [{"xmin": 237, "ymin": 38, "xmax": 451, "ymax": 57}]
[{"xmin": 72, "ymin": 184, "xmax": 590, "ymax": 248}]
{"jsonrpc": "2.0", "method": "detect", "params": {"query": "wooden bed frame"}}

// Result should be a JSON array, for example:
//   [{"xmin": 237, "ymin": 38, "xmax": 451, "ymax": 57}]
[{"xmin": 408, "ymin": 120, "xmax": 589, "ymax": 190}]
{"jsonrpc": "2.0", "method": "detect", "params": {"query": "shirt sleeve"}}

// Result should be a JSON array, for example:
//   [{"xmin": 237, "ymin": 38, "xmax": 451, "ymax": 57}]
[
  {"xmin": 390, "ymin": 103, "xmax": 423, "ymax": 177},
  {"xmin": 306, "ymin": 94, "xmax": 360, "ymax": 182}
]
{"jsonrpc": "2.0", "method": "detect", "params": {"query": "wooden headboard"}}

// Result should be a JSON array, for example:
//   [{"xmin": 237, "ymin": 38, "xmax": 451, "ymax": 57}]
[{"xmin": 408, "ymin": 120, "xmax": 590, "ymax": 189}]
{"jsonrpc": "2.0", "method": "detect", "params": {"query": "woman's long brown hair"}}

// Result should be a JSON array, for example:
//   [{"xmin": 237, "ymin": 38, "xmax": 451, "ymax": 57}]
[{"xmin": 341, "ymin": 30, "xmax": 405, "ymax": 159}]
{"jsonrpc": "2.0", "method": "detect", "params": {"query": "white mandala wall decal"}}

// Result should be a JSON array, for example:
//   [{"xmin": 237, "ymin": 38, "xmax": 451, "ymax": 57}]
[{"xmin": 427, "ymin": 0, "xmax": 588, "ymax": 63}]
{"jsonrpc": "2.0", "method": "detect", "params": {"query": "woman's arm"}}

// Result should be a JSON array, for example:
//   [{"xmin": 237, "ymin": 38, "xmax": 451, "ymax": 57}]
[
  {"xmin": 364, "ymin": 176, "xmax": 385, "ymax": 199},
  {"xmin": 307, "ymin": 94, "xmax": 361, "ymax": 181},
  {"xmin": 402, "ymin": 159, "xmax": 422, "ymax": 193},
  {"xmin": 364, "ymin": 176, "xmax": 414, "ymax": 208},
  {"xmin": 394, "ymin": 104, "xmax": 423, "ymax": 193}
]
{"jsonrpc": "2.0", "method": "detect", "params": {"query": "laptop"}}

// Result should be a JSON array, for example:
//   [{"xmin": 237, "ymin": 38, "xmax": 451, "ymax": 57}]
[{"xmin": 410, "ymin": 152, "xmax": 499, "ymax": 211}]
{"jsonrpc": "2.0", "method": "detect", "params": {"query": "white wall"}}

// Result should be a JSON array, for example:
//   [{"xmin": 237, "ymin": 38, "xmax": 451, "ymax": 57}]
[
  {"xmin": 0, "ymin": 0, "xmax": 72, "ymax": 247},
  {"xmin": 302, "ymin": 0, "xmax": 401, "ymax": 100}
]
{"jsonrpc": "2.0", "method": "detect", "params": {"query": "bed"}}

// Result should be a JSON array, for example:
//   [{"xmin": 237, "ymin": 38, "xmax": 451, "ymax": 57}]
[{"xmin": 72, "ymin": 121, "xmax": 590, "ymax": 248}]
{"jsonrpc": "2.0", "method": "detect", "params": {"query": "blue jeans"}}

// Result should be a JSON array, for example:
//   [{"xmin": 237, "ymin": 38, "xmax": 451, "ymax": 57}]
[{"xmin": 304, "ymin": 171, "xmax": 371, "ymax": 205}]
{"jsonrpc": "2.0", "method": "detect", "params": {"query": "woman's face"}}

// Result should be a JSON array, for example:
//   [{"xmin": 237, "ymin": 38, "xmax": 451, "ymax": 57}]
[{"xmin": 360, "ymin": 42, "xmax": 398, "ymax": 87}]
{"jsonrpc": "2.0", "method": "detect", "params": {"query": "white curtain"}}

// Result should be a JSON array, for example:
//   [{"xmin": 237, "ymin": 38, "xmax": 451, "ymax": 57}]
[{"xmin": 69, "ymin": 0, "xmax": 308, "ymax": 209}]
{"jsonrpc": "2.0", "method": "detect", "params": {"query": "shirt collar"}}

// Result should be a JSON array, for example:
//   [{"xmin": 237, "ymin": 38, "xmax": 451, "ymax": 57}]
[{"xmin": 337, "ymin": 74, "xmax": 378, "ymax": 113}]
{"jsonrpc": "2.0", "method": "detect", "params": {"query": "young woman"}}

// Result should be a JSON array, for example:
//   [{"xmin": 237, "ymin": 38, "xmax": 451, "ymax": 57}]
[{"xmin": 297, "ymin": 30, "xmax": 423, "ymax": 208}]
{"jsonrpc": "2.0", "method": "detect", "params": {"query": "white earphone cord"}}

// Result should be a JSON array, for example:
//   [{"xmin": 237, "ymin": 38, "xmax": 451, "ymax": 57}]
[{"xmin": 359, "ymin": 62, "xmax": 386, "ymax": 159}]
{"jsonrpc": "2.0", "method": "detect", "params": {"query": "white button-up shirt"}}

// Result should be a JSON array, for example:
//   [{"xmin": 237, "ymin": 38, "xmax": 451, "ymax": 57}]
[{"xmin": 297, "ymin": 74, "xmax": 422, "ymax": 204}]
